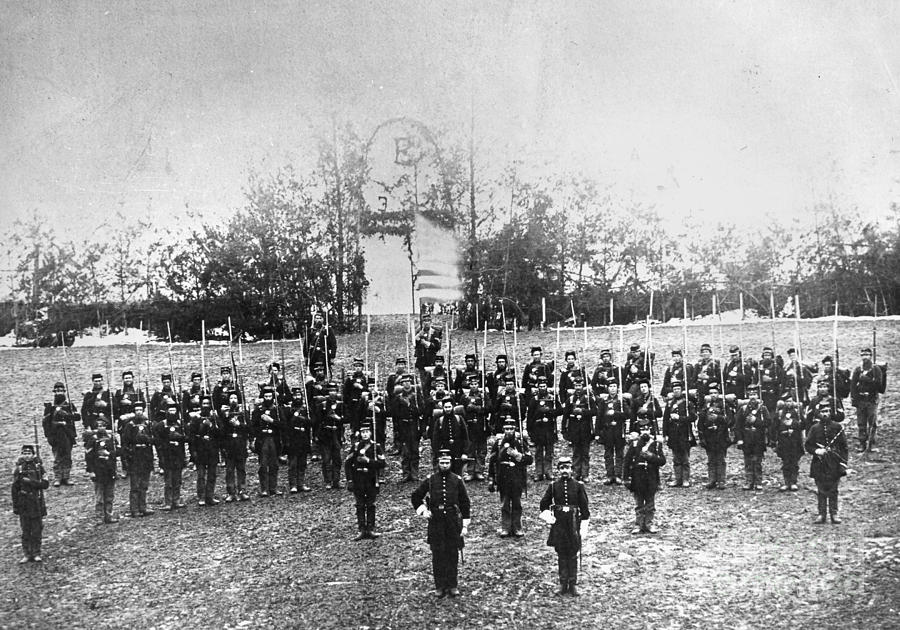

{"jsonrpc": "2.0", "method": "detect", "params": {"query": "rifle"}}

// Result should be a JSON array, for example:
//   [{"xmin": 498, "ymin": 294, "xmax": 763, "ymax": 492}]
[
  {"xmin": 682, "ymin": 299, "xmax": 689, "ymax": 393},
  {"xmin": 832, "ymin": 302, "xmax": 839, "ymax": 405},
  {"xmin": 867, "ymin": 297, "xmax": 878, "ymax": 453},
  {"xmin": 324, "ymin": 311, "xmax": 332, "ymax": 380},
  {"xmin": 58, "ymin": 332, "xmax": 73, "ymax": 408},
  {"xmin": 201, "ymin": 320, "xmax": 210, "ymax": 395},
  {"xmin": 105, "ymin": 355, "xmax": 120, "ymax": 475},
  {"xmin": 769, "ymin": 291, "xmax": 777, "ymax": 354}
]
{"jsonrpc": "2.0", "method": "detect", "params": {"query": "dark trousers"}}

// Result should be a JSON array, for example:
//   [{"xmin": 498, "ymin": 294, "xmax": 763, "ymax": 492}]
[
  {"xmin": 604, "ymin": 442, "xmax": 624, "ymax": 480},
  {"xmin": 258, "ymin": 437, "xmax": 280, "ymax": 492},
  {"xmin": 466, "ymin": 437, "xmax": 487, "ymax": 476},
  {"xmin": 815, "ymin": 478, "xmax": 840, "ymax": 515},
  {"xmin": 743, "ymin": 451, "xmax": 763, "ymax": 487},
  {"xmin": 93, "ymin": 478, "xmax": 115, "ymax": 519},
  {"xmin": 129, "ymin": 467, "xmax": 151, "ymax": 514},
  {"xmin": 225, "ymin": 456, "xmax": 247, "ymax": 496},
  {"xmin": 671, "ymin": 447, "xmax": 691, "ymax": 483},
  {"xmin": 534, "ymin": 443, "xmax": 553, "ymax": 478},
  {"xmin": 19, "ymin": 515, "xmax": 43, "ymax": 558},
  {"xmin": 500, "ymin": 492, "xmax": 523, "ymax": 534},
  {"xmin": 353, "ymin": 482, "xmax": 379, "ymax": 530},
  {"xmin": 288, "ymin": 452, "xmax": 308, "ymax": 489},
  {"xmin": 706, "ymin": 448, "xmax": 727, "ymax": 485},
  {"xmin": 780, "ymin": 452, "xmax": 801, "ymax": 485},
  {"xmin": 856, "ymin": 401, "xmax": 878, "ymax": 446},
  {"xmin": 401, "ymin": 435, "xmax": 421, "ymax": 481},
  {"xmin": 52, "ymin": 442, "xmax": 73, "ymax": 483},
  {"xmin": 431, "ymin": 543, "xmax": 459, "ymax": 590},
  {"xmin": 163, "ymin": 467, "xmax": 183, "ymax": 506},
  {"xmin": 196, "ymin": 462, "xmax": 217, "ymax": 501},
  {"xmin": 320, "ymin": 440, "xmax": 342, "ymax": 487},
  {"xmin": 556, "ymin": 549, "xmax": 578, "ymax": 585},
  {"xmin": 571, "ymin": 440, "xmax": 590, "ymax": 479},
  {"xmin": 633, "ymin": 491, "xmax": 656, "ymax": 529}
]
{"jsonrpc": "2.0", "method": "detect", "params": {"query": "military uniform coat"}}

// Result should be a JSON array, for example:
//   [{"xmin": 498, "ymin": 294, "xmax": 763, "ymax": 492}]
[
  {"xmin": 539, "ymin": 477, "xmax": 589, "ymax": 551},
  {"xmin": 411, "ymin": 470, "xmax": 470, "ymax": 548}
]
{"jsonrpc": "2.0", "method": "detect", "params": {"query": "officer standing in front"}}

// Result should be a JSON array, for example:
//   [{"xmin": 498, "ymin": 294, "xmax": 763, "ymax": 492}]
[
  {"xmin": 411, "ymin": 449, "xmax": 471, "ymax": 598},
  {"xmin": 539, "ymin": 456, "xmax": 590, "ymax": 596}
]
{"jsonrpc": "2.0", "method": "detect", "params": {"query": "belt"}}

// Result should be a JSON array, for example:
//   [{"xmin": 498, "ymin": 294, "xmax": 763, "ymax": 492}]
[
  {"xmin": 135, "ymin": 444, "xmax": 150, "ymax": 448},
  {"xmin": 501, "ymin": 461, "xmax": 516, "ymax": 467},
  {"xmin": 231, "ymin": 433, "xmax": 240, "ymax": 438},
  {"xmin": 356, "ymin": 467, "xmax": 370, "ymax": 473},
  {"xmin": 262, "ymin": 429, "xmax": 273, "ymax": 434},
  {"xmin": 555, "ymin": 506, "xmax": 572, "ymax": 512}
]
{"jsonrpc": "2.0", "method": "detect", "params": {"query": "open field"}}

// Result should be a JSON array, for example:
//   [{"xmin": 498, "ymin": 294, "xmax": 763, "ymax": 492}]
[{"xmin": 1, "ymin": 318, "xmax": 898, "ymax": 629}]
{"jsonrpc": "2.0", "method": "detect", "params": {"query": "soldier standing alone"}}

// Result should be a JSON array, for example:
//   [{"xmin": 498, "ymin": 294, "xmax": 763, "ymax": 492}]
[
  {"xmin": 411, "ymin": 449, "xmax": 471, "ymax": 598},
  {"xmin": 11, "ymin": 444, "xmax": 49, "ymax": 563},
  {"xmin": 539, "ymin": 456, "xmax": 590, "ymax": 596}
]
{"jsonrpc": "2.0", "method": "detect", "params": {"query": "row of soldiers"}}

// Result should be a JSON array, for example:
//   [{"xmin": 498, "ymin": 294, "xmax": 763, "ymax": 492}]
[{"xmin": 38, "ymin": 341, "xmax": 884, "ymax": 522}]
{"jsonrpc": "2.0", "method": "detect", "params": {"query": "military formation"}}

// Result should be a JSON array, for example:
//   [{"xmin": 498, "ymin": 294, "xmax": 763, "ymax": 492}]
[{"xmin": 14, "ymin": 313, "xmax": 890, "ymax": 598}]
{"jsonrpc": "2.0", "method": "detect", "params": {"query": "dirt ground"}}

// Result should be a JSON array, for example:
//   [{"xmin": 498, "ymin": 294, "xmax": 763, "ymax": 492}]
[{"xmin": 1, "ymin": 319, "xmax": 898, "ymax": 629}]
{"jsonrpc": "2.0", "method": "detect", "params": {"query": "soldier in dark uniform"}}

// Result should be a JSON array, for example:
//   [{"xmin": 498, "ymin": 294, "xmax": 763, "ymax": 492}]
[
  {"xmin": 488, "ymin": 418, "xmax": 533, "ymax": 537},
  {"xmin": 412, "ymin": 449, "xmax": 471, "ymax": 598},
  {"xmin": 820, "ymin": 355, "xmax": 850, "ymax": 401},
  {"xmin": 557, "ymin": 351, "xmax": 581, "ymax": 406},
  {"xmin": 212, "ymin": 366, "xmax": 239, "ymax": 410},
  {"xmin": 758, "ymin": 347, "xmax": 784, "ymax": 415},
  {"xmin": 354, "ymin": 377, "xmax": 387, "ymax": 449},
  {"xmin": 181, "ymin": 372, "xmax": 204, "ymax": 417},
  {"xmin": 806, "ymin": 401, "xmax": 849, "ymax": 524},
  {"xmin": 771, "ymin": 398, "xmax": 804, "ymax": 492},
  {"xmin": 155, "ymin": 404, "xmax": 187, "ymax": 510},
  {"xmin": 539, "ymin": 456, "xmax": 590, "ymax": 596},
  {"xmin": 305, "ymin": 311, "xmax": 336, "ymax": 376},
  {"xmin": 806, "ymin": 379, "xmax": 845, "ymax": 428},
  {"xmin": 114, "ymin": 370, "xmax": 145, "ymax": 433},
  {"xmin": 252, "ymin": 386, "xmax": 283, "ymax": 496},
  {"xmin": 734, "ymin": 384, "xmax": 771, "ymax": 491},
  {"xmin": 315, "ymin": 381, "xmax": 344, "ymax": 489},
  {"xmin": 219, "ymin": 392, "xmax": 250, "ymax": 502},
  {"xmin": 595, "ymin": 380, "xmax": 630, "ymax": 485},
  {"xmin": 121, "ymin": 400, "xmax": 155, "ymax": 517},
  {"xmin": 149, "ymin": 374, "xmax": 179, "ymax": 422},
  {"xmin": 43, "ymin": 381, "xmax": 79, "ymax": 486},
  {"xmin": 431, "ymin": 399, "xmax": 470, "ymax": 475},
  {"xmin": 385, "ymin": 357, "xmax": 409, "ymax": 455},
  {"xmin": 307, "ymin": 362, "xmax": 329, "ymax": 462},
  {"xmin": 662, "ymin": 381, "xmax": 696, "ymax": 488},
  {"xmin": 284, "ymin": 386, "xmax": 313, "ymax": 493},
  {"xmin": 623, "ymin": 343, "xmax": 651, "ymax": 397},
  {"xmin": 784, "ymin": 348, "xmax": 814, "ymax": 403},
  {"xmin": 723, "ymin": 345, "xmax": 752, "ymax": 399},
  {"xmin": 452, "ymin": 354, "xmax": 482, "ymax": 400},
  {"xmin": 697, "ymin": 383, "xmax": 733, "ymax": 489},
  {"xmin": 629, "ymin": 379, "xmax": 662, "ymax": 435},
  {"xmin": 424, "ymin": 355, "xmax": 449, "ymax": 399},
  {"xmin": 343, "ymin": 358, "xmax": 367, "ymax": 424},
  {"xmin": 266, "ymin": 361, "xmax": 292, "ymax": 406},
  {"xmin": 850, "ymin": 347, "xmax": 885, "ymax": 452},
  {"xmin": 11, "ymin": 444, "xmax": 49, "ymax": 562},
  {"xmin": 191, "ymin": 395, "xmax": 220, "ymax": 506},
  {"xmin": 623, "ymin": 418, "xmax": 666, "ymax": 534},
  {"xmin": 84, "ymin": 416, "xmax": 119, "ymax": 523},
  {"xmin": 460, "ymin": 381, "xmax": 490, "ymax": 481},
  {"xmin": 522, "ymin": 346, "xmax": 553, "ymax": 402},
  {"xmin": 486, "ymin": 354, "xmax": 509, "ymax": 406},
  {"xmin": 414, "ymin": 313, "xmax": 442, "ymax": 384},
  {"xmin": 661, "ymin": 349, "xmax": 694, "ymax": 399},
  {"xmin": 590, "ymin": 349, "xmax": 618, "ymax": 398},
  {"xmin": 562, "ymin": 377, "xmax": 595, "ymax": 482},
  {"xmin": 693, "ymin": 343, "xmax": 720, "ymax": 400},
  {"xmin": 491, "ymin": 374, "xmax": 525, "ymax": 435},
  {"xmin": 81, "ymin": 373, "xmax": 110, "ymax": 429},
  {"xmin": 345, "ymin": 422, "xmax": 387, "ymax": 540},
  {"xmin": 527, "ymin": 376, "xmax": 559, "ymax": 481},
  {"xmin": 391, "ymin": 374, "xmax": 424, "ymax": 483}
]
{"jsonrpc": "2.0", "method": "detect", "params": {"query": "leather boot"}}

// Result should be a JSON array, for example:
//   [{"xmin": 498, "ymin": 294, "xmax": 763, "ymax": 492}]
[
  {"xmin": 555, "ymin": 580, "xmax": 568, "ymax": 596},
  {"xmin": 567, "ymin": 582, "xmax": 578, "ymax": 597}
]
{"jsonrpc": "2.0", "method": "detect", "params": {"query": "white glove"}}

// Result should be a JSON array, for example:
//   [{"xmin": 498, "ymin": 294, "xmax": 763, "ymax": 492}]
[
  {"xmin": 656, "ymin": 435, "xmax": 665, "ymax": 444},
  {"xmin": 815, "ymin": 448, "xmax": 827, "ymax": 457},
  {"xmin": 579, "ymin": 519, "xmax": 589, "ymax": 538},
  {"xmin": 539, "ymin": 509, "xmax": 556, "ymax": 525},
  {"xmin": 416, "ymin": 504, "xmax": 431, "ymax": 519},
  {"xmin": 461, "ymin": 518, "xmax": 470, "ymax": 536}
]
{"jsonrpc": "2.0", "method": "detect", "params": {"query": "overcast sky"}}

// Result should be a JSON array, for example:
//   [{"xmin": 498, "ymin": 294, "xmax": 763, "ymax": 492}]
[{"xmin": 2, "ymin": 0, "xmax": 899, "ymax": 247}]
